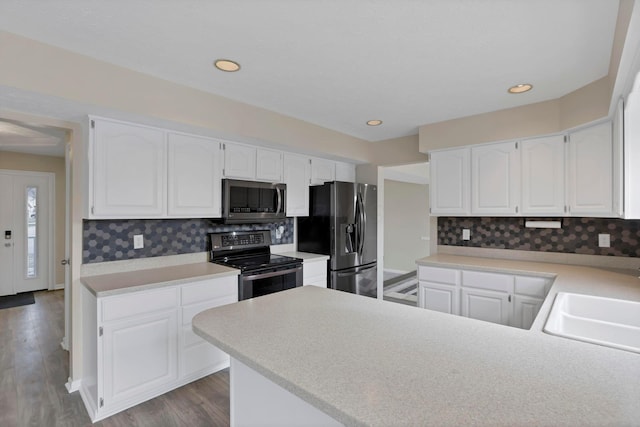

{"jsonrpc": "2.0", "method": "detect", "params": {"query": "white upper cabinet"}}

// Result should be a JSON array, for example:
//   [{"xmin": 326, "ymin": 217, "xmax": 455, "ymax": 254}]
[
  {"xmin": 167, "ymin": 133, "xmax": 222, "ymax": 218},
  {"xmin": 566, "ymin": 121, "xmax": 613, "ymax": 217},
  {"xmin": 222, "ymin": 143, "xmax": 257, "ymax": 180},
  {"xmin": 256, "ymin": 148, "xmax": 283, "ymax": 182},
  {"xmin": 335, "ymin": 161, "xmax": 356, "ymax": 183},
  {"xmin": 520, "ymin": 135, "xmax": 565, "ymax": 216},
  {"xmin": 429, "ymin": 148, "xmax": 470, "ymax": 215},
  {"xmin": 310, "ymin": 157, "xmax": 336, "ymax": 184},
  {"xmin": 613, "ymin": 98, "xmax": 624, "ymax": 217},
  {"xmin": 283, "ymin": 154, "xmax": 310, "ymax": 217},
  {"xmin": 623, "ymin": 73, "xmax": 640, "ymax": 219},
  {"xmin": 471, "ymin": 141, "xmax": 520, "ymax": 215},
  {"xmin": 223, "ymin": 144, "xmax": 283, "ymax": 182},
  {"xmin": 90, "ymin": 118, "xmax": 166, "ymax": 218}
]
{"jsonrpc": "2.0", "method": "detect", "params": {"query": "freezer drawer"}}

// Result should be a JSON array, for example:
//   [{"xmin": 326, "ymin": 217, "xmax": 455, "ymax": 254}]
[{"xmin": 330, "ymin": 263, "xmax": 377, "ymax": 298}]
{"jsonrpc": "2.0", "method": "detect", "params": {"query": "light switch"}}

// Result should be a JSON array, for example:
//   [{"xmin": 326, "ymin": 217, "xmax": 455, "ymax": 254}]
[
  {"xmin": 598, "ymin": 234, "xmax": 610, "ymax": 248},
  {"xmin": 462, "ymin": 229, "xmax": 471, "ymax": 240},
  {"xmin": 133, "ymin": 234, "xmax": 144, "ymax": 249}
]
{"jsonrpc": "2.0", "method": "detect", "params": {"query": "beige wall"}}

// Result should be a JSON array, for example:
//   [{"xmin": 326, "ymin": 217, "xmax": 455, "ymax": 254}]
[
  {"xmin": 383, "ymin": 180, "xmax": 430, "ymax": 272},
  {"xmin": 419, "ymin": 77, "xmax": 612, "ymax": 152},
  {"xmin": 0, "ymin": 151, "xmax": 65, "ymax": 285}
]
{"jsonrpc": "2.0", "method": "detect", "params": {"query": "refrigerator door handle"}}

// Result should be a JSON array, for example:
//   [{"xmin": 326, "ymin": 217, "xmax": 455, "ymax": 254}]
[
  {"xmin": 357, "ymin": 192, "xmax": 366, "ymax": 256},
  {"xmin": 336, "ymin": 263, "xmax": 376, "ymax": 277}
]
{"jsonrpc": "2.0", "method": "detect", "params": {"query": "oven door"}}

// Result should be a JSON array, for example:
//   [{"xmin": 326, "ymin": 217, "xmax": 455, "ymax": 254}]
[{"xmin": 239, "ymin": 264, "xmax": 303, "ymax": 300}]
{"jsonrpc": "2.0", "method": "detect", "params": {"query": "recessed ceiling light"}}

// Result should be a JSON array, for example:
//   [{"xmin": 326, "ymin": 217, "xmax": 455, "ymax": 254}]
[
  {"xmin": 508, "ymin": 83, "xmax": 533, "ymax": 94},
  {"xmin": 366, "ymin": 120, "xmax": 383, "ymax": 126},
  {"xmin": 214, "ymin": 59, "xmax": 241, "ymax": 72}
]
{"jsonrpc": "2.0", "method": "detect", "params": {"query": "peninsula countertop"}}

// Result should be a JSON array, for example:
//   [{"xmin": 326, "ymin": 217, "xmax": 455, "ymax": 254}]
[
  {"xmin": 193, "ymin": 280, "xmax": 640, "ymax": 426},
  {"xmin": 81, "ymin": 262, "xmax": 239, "ymax": 297}
]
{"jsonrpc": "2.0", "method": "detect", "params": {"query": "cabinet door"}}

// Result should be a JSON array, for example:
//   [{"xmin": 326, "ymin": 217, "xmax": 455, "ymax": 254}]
[
  {"xmin": 512, "ymin": 295, "xmax": 543, "ymax": 330},
  {"xmin": 429, "ymin": 148, "xmax": 470, "ymax": 215},
  {"xmin": 567, "ymin": 122, "xmax": 613, "ymax": 216},
  {"xmin": 283, "ymin": 154, "xmax": 310, "ymax": 217},
  {"xmin": 624, "ymin": 76, "xmax": 640, "ymax": 219},
  {"xmin": 303, "ymin": 259, "xmax": 327, "ymax": 287},
  {"xmin": 167, "ymin": 133, "xmax": 221, "ymax": 217},
  {"xmin": 310, "ymin": 158, "xmax": 335, "ymax": 184},
  {"xmin": 102, "ymin": 309, "xmax": 178, "ymax": 408},
  {"xmin": 521, "ymin": 135, "xmax": 565, "ymax": 215},
  {"xmin": 461, "ymin": 287, "xmax": 510, "ymax": 325},
  {"xmin": 256, "ymin": 149, "xmax": 283, "ymax": 182},
  {"xmin": 223, "ymin": 143, "xmax": 256, "ymax": 179},
  {"xmin": 613, "ymin": 98, "xmax": 624, "ymax": 217},
  {"xmin": 91, "ymin": 119, "xmax": 166, "ymax": 218},
  {"xmin": 471, "ymin": 141, "xmax": 520, "ymax": 215},
  {"xmin": 418, "ymin": 281, "xmax": 460, "ymax": 315},
  {"xmin": 335, "ymin": 161, "xmax": 356, "ymax": 183}
]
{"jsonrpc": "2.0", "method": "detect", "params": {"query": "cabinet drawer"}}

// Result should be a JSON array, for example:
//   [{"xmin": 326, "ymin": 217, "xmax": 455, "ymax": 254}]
[
  {"xmin": 462, "ymin": 270, "xmax": 513, "ymax": 293},
  {"xmin": 514, "ymin": 276, "xmax": 549, "ymax": 298},
  {"xmin": 102, "ymin": 287, "xmax": 178, "ymax": 323},
  {"xmin": 181, "ymin": 275, "xmax": 237, "ymax": 306},
  {"xmin": 418, "ymin": 266, "xmax": 459, "ymax": 285},
  {"xmin": 182, "ymin": 295, "xmax": 238, "ymax": 325}
]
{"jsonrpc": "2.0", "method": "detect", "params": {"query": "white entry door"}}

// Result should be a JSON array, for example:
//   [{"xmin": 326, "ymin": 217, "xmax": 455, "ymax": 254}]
[{"xmin": 0, "ymin": 170, "xmax": 53, "ymax": 296}]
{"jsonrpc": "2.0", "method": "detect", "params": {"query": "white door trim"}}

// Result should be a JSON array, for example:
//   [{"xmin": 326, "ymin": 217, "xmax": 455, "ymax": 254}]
[{"xmin": 0, "ymin": 168, "xmax": 55, "ymax": 292}]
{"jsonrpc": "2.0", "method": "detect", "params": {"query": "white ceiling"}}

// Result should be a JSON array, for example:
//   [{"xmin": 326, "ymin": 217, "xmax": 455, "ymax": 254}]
[
  {"xmin": 0, "ymin": 118, "xmax": 68, "ymax": 157},
  {"xmin": 0, "ymin": 0, "xmax": 620, "ymax": 143}
]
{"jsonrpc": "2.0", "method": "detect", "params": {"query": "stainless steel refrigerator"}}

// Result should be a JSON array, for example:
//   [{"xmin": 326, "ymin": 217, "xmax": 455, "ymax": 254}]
[{"xmin": 297, "ymin": 181, "xmax": 377, "ymax": 298}]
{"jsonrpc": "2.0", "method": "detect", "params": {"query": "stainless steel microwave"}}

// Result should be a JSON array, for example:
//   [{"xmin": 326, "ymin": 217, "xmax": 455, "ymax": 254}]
[{"xmin": 222, "ymin": 179, "xmax": 287, "ymax": 223}]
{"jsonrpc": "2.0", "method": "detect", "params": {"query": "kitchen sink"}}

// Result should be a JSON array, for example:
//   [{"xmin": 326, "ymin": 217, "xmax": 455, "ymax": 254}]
[{"xmin": 543, "ymin": 292, "xmax": 640, "ymax": 354}]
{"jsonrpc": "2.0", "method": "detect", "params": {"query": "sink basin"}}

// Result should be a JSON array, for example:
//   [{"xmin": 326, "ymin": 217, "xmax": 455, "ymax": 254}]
[{"xmin": 544, "ymin": 292, "xmax": 640, "ymax": 354}]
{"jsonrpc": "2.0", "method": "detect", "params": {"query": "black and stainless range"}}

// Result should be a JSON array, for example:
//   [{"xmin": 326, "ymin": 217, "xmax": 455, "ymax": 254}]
[{"xmin": 209, "ymin": 230, "xmax": 302, "ymax": 301}]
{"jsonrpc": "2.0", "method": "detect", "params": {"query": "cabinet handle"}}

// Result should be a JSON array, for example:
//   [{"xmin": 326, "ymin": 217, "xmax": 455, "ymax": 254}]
[{"xmin": 508, "ymin": 295, "xmax": 512, "ymax": 303}]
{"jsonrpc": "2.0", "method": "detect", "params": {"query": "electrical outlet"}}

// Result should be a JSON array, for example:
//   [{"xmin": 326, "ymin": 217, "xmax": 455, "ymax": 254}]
[
  {"xmin": 462, "ymin": 229, "xmax": 471, "ymax": 241},
  {"xmin": 598, "ymin": 234, "xmax": 610, "ymax": 248},
  {"xmin": 133, "ymin": 234, "xmax": 144, "ymax": 249}
]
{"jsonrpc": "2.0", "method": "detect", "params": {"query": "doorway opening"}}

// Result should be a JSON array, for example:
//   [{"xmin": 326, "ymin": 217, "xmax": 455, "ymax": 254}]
[{"xmin": 379, "ymin": 162, "xmax": 434, "ymax": 306}]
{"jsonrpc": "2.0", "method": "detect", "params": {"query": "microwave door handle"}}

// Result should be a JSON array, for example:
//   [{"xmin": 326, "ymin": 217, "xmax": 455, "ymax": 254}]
[{"xmin": 276, "ymin": 187, "xmax": 283, "ymax": 214}]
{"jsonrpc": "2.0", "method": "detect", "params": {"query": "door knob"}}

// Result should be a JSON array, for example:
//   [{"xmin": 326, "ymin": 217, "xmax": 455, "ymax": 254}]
[{"xmin": 61, "ymin": 259, "xmax": 70, "ymax": 266}]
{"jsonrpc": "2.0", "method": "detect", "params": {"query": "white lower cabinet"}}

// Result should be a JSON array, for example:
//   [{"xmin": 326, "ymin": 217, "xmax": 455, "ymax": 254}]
[
  {"xmin": 302, "ymin": 258, "xmax": 328, "ymax": 287},
  {"xmin": 418, "ymin": 281, "xmax": 460, "ymax": 315},
  {"xmin": 81, "ymin": 274, "xmax": 238, "ymax": 422},
  {"xmin": 417, "ymin": 265, "xmax": 550, "ymax": 329},
  {"xmin": 461, "ymin": 287, "xmax": 510, "ymax": 325},
  {"xmin": 102, "ymin": 308, "xmax": 179, "ymax": 408},
  {"xmin": 417, "ymin": 265, "xmax": 461, "ymax": 315}
]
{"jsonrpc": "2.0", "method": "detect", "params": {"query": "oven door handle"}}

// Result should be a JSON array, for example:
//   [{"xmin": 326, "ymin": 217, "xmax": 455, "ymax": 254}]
[{"xmin": 242, "ymin": 265, "xmax": 302, "ymax": 281}]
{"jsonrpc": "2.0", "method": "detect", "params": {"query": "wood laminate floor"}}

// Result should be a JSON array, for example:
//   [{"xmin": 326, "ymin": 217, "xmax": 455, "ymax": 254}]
[{"xmin": 0, "ymin": 290, "xmax": 231, "ymax": 427}]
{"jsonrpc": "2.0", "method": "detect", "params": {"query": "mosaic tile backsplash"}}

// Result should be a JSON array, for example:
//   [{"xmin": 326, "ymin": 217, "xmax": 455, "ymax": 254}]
[
  {"xmin": 83, "ymin": 218, "xmax": 294, "ymax": 263},
  {"xmin": 438, "ymin": 217, "xmax": 640, "ymax": 257}
]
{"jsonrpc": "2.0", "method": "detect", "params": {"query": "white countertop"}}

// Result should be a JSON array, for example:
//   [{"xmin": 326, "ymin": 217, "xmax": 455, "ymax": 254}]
[
  {"xmin": 193, "ymin": 257, "xmax": 640, "ymax": 426},
  {"xmin": 278, "ymin": 251, "xmax": 330, "ymax": 262},
  {"xmin": 81, "ymin": 262, "xmax": 239, "ymax": 297}
]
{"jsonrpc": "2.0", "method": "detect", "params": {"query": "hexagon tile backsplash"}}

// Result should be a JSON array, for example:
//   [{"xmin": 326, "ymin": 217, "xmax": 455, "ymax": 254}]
[
  {"xmin": 438, "ymin": 217, "xmax": 640, "ymax": 257},
  {"xmin": 83, "ymin": 218, "xmax": 294, "ymax": 263}
]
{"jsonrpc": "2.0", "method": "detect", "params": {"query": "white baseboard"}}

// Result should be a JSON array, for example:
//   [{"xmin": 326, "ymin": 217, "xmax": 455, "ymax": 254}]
[
  {"xmin": 66, "ymin": 377, "xmax": 81, "ymax": 393},
  {"xmin": 54, "ymin": 282, "xmax": 65, "ymax": 290}
]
